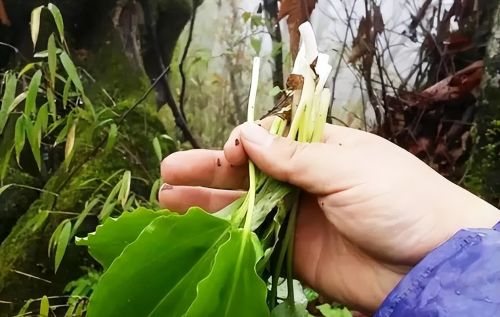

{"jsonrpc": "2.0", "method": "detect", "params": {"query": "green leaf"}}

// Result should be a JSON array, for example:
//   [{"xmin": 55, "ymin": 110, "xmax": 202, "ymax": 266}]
[
  {"xmin": 35, "ymin": 103, "xmax": 49, "ymax": 136},
  {"xmin": 149, "ymin": 178, "xmax": 161, "ymax": 203},
  {"xmin": 71, "ymin": 198, "xmax": 99, "ymax": 237},
  {"xmin": 62, "ymin": 76, "xmax": 72, "ymax": 108},
  {"xmin": 14, "ymin": 116, "xmax": 25, "ymax": 164},
  {"xmin": 49, "ymin": 219, "xmax": 67, "ymax": 258},
  {"xmin": 118, "ymin": 170, "xmax": 131, "ymax": 208},
  {"xmin": 242, "ymin": 11, "xmax": 252, "ymax": 22},
  {"xmin": 48, "ymin": 34, "xmax": 57, "ymax": 87},
  {"xmin": 104, "ymin": 123, "xmax": 117, "ymax": 152},
  {"xmin": 30, "ymin": 6, "xmax": 44, "ymax": 49},
  {"xmin": 55, "ymin": 220, "xmax": 72, "ymax": 272},
  {"xmin": 76, "ymin": 208, "xmax": 169, "ymax": 269},
  {"xmin": 185, "ymin": 229, "xmax": 269, "ymax": 317},
  {"xmin": 24, "ymin": 118, "xmax": 42, "ymax": 170},
  {"xmin": 64, "ymin": 120, "xmax": 77, "ymax": 170},
  {"xmin": 0, "ymin": 184, "xmax": 13, "ymax": 196},
  {"xmin": 9, "ymin": 92, "xmax": 28, "ymax": 113},
  {"xmin": 25, "ymin": 70, "xmax": 42, "ymax": 116},
  {"xmin": 271, "ymin": 302, "xmax": 308, "ymax": 317},
  {"xmin": 18, "ymin": 63, "xmax": 37, "ymax": 77},
  {"xmin": 86, "ymin": 209, "xmax": 231, "ymax": 317},
  {"xmin": 47, "ymin": 4, "xmax": 65, "ymax": 43},
  {"xmin": 31, "ymin": 210, "xmax": 49, "ymax": 232},
  {"xmin": 60, "ymin": 52, "xmax": 83, "ymax": 93},
  {"xmin": 270, "ymin": 85, "xmax": 283, "ymax": 97},
  {"xmin": 47, "ymin": 86, "xmax": 57, "ymax": 121},
  {"xmin": 152, "ymin": 137, "xmax": 162, "ymax": 162},
  {"xmin": 0, "ymin": 72, "xmax": 17, "ymax": 134},
  {"xmin": 16, "ymin": 298, "xmax": 33, "ymax": 316},
  {"xmin": 40, "ymin": 295, "xmax": 49, "ymax": 317},
  {"xmin": 251, "ymin": 37, "xmax": 262, "ymax": 55},
  {"xmin": 97, "ymin": 180, "xmax": 121, "ymax": 220}
]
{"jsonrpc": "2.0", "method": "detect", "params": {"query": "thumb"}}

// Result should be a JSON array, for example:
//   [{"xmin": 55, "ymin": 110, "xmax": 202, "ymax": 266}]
[{"xmin": 239, "ymin": 122, "xmax": 333, "ymax": 195}]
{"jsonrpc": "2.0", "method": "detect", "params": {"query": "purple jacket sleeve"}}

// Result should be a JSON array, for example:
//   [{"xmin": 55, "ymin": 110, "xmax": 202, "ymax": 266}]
[{"xmin": 374, "ymin": 222, "xmax": 500, "ymax": 317}]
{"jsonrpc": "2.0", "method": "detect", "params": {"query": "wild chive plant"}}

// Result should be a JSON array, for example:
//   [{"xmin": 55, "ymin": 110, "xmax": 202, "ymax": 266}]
[{"xmin": 77, "ymin": 22, "xmax": 332, "ymax": 316}]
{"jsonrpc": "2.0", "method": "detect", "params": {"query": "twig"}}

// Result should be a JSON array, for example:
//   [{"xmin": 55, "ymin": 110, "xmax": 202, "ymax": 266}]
[{"xmin": 178, "ymin": 1, "xmax": 198, "ymax": 121}]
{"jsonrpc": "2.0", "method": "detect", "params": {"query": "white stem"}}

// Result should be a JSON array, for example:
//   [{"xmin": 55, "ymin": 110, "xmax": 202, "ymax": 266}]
[{"xmin": 247, "ymin": 57, "xmax": 261, "ymax": 123}]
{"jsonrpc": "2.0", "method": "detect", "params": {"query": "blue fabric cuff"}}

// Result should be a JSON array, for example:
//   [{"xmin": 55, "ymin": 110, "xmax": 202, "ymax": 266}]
[{"xmin": 374, "ymin": 222, "xmax": 500, "ymax": 317}]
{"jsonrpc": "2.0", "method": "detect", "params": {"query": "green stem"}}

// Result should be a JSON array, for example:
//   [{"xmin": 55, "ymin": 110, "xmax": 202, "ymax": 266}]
[{"xmin": 286, "ymin": 195, "xmax": 299, "ymax": 304}]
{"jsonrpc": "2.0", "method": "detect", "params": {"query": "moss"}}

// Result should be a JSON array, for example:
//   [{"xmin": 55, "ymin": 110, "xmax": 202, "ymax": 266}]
[
  {"xmin": 464, "ymin": 3, "xmax": 500, "ymax": 206},
  {"xmin": 0, "ymin": 169, "xmax": 41, "ymax": 242}
]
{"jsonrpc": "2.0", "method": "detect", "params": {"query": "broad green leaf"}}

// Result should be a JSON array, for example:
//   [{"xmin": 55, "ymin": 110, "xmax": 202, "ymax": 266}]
[
  {"xmin": 118, "ymin": 170, "xmax": 131, "ymax": 208},
  {"xmin": 24, "ymin": 118, "xmax": 42, "ymax": 170},
  {"xmin": 71, "ymin": 198, "xmax": 99, "ymax": 237},
  {"xmin": 14, "ymin": 116, "xmax": 25, "ymax": 164},
  {"xmin": 86, "ymin": 209, "xmax": 231, "ymax": 317},
  {"xmin": 25, "ymin": 70, "xmax": 42, "ymax": 116},
  {"xmin": 76, "ymin": 208, "xmax": 169, "ymax": 269},
  {"xmin": 47, "ymin": 4, "xmax": 65, "ymax": 43},
  {"xmin": 0, "ymin": 184, "xmax": 13, "ymax": 196},
  {"xmin": 185, "ymin": 229, "xmax": 269, "ymax": 317},
  {"xmin": 0, "ymin": 72, "xmax": 17, "ymax": 134},
  {"xmin": 30, "ymin": 6, "xmax": 43, "ymax": 49},
  {"xmin": 48, "ymin": 34, "xmax": 57, "ymax": 87},
  {"xmin": 271, "ymin": 302, "xmax": 308, "ymax": 317},
  {"xmin": 152, "ymin": 137, "xmax": 162, "ymax": 162},
  {"xmin": 60, "ymin": 52, "xmax": 83, "ymax": 92},
  {"xmin": 64, "ymin": 120, "xmax": 77, "ymax": 169},
  {"xmin": 104, "ymin": 123, "xmax": 117, "ymax": 152},
  {"xmin": 55, "ymin": 220, "xmax": 72, "ymax": 272},
  {"xmin": 317, "ymin": 305, "xmax": 352, "ymax": 317}
]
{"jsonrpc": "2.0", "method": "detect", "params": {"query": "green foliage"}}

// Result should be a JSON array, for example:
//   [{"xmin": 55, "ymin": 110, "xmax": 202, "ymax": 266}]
[{"xmin": 317, "ymin": 305, "xmax": 353, "ymax": 317}]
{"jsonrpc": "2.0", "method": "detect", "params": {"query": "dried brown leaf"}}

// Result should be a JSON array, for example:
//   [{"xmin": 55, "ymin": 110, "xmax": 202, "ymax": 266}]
[
  {"xmin": 278, "ymin": 0, "xmax": 317, "ymax": 59},
  {"xmin": 0, "ymin": 0, "xmax": 11, "ymax": 26}
]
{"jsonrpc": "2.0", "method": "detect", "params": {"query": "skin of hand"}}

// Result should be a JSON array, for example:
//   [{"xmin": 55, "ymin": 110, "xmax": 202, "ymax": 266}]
[{"xmin": 159, "ymin": 122, "xmax": 500, "ymax": 313}]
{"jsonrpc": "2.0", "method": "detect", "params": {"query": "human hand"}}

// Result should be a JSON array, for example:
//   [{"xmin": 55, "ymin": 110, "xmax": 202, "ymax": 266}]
[{"xmin": 159, "ymin": 122, "xmax": 500, "ymax": 312}]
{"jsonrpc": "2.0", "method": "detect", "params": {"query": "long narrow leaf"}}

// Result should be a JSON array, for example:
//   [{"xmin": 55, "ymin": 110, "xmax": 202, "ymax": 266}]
[
  {"xmin": 25, "ymin": 70, "xmax": 42, "ymax": 116},
  {"xmin": 0, "ymin": 72, "xmax": 17, "ymax": 134},
  {"xmin": 118, "ymin": 170, "xmax": 131, "ymax": 208},
  {"xmin": 60, "ymin": 52, "xmax": 83, "ymax": 92},
  {"xmin": 30, "ymin": 6, "xmax": 43, "ymax": 49},
  {"xmin": 55, "ymin": 221, "xmax": 72, "ymax": 272},
  {"xmin": 24, "ymin": 118, "xmax": 42, "ymax": 170},
  {"xmin": 47, "ymin": 34, "xmax": 57, "ymax": 88},
  {"xmin": 47, "ymin": 4, "xmax": 65, "ymax": 43},
  {"xmin": 14, "ymin": 116, "xmax": 25, "ymax": 164}
]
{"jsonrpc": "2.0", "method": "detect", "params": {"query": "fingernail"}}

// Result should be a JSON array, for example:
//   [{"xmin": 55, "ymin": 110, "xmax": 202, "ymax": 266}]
[
  {"xmin": 160, "ymin": 183, "xmax": 173, "ymax": 191},
  {"xmin": 241, "ymin": 122, "xmax": 273, "ymax": 147}
]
